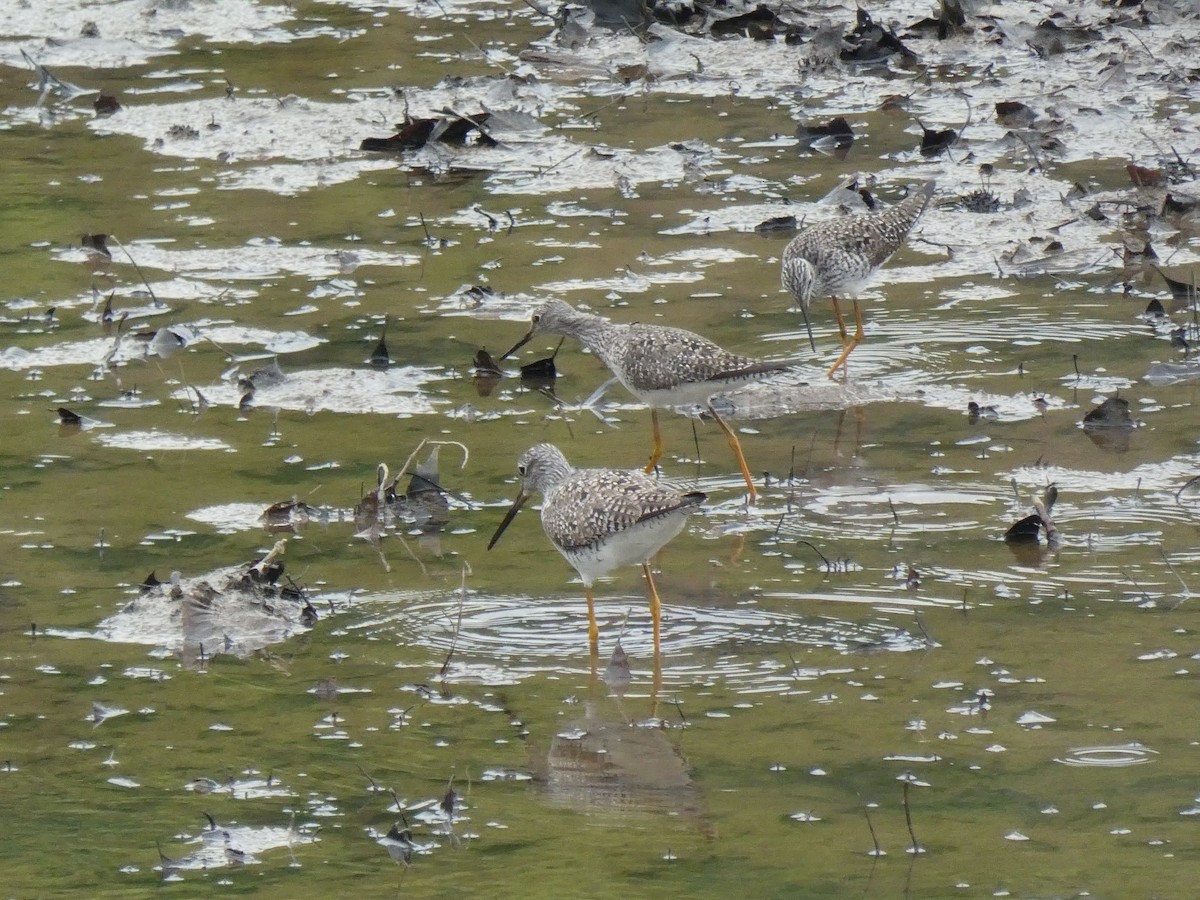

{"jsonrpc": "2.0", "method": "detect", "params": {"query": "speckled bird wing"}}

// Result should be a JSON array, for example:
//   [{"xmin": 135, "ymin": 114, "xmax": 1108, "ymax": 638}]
[
  {"xmin": 541, "ymin": 469, "xmax": 695, "ymax": 552},
  {"xmin": 785, "ymin": 192, "xmax": 929, "ymax": 276},
  {"xmin": 615, "ymin": 324, "xmax": 779, "ymax": 392}
]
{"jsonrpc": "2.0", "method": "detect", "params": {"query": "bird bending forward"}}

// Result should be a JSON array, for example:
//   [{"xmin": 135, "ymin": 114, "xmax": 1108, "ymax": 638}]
[{"xmin": 782, "ymin": 180, "xmax": 935, "ymax": 378}]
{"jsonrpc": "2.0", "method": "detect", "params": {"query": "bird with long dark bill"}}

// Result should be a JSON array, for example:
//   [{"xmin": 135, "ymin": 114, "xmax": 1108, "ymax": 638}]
[
  {"xmin": 501, "ymin": 299, "xmax": 788, "ymax": 504},
  {"xmin": 487, "ymin": 443, "xmax": 705, "ymax": 657},
  {"xmin": 782, "ymin": 180, "xmax": 935, "ymax": 378}
]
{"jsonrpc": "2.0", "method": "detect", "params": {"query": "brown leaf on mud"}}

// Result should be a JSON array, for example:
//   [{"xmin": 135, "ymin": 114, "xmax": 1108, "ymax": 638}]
[{"xmin": 1126, "ymin": 163, "xmax": 1163, "ymax": 187}]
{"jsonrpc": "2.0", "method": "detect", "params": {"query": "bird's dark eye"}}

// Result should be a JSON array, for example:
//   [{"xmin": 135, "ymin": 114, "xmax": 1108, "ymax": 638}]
[
  {"xmin": 531, "ymin": 314, "xmax": 541, "ymax": 324},
  {"xmin": 517, "ymin": 464, "xmax": 527, "ymax": 476}
]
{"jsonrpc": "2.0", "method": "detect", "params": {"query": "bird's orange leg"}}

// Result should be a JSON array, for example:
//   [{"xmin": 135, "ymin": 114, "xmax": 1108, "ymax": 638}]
[
  {"xmin": 642, "ymin": 562, "xmax": 662, "ymax": 659},
  {"xmin": 826, "ymin": 298, "xmax": 865, "ymax": 378},
  {"xmin": 644, "ymin": 408, "xmax": 664, "ymax": 474},
  {"xmin": 831, "ymin": 296, "xmax": 850, "ymax": 343},
  {"xmin": 585, "ymin": 586, "xmax": 599, "ymax": 656},
  {"xmin": 707, "ymin": 401, "xmax": 757, "ymax": 504}
]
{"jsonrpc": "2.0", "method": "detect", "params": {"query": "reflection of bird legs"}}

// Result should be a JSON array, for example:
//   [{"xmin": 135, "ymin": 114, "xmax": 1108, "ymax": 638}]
[
  {"xmin": 642, "ymin": 562, "xmax": 662, "ymax": 658},
  {"xmin": 708, "ymin": 402, "xmax": 757, "ymax": 504},
  {"xmin": 729, "ymin": 532, "xmax": 747, "ymax": 564},
  {"xmin": 643, "ymin": 563, "xmax": 665, "ymax": 718},
  {"xmin": 644, "ymin": 409, "xmax": 665, "ymax": 474},
  {"xmin": 826, "ymin": 297, "xmax": 865, "ymax": 378},
  {"xmin": 650, "ymin": 651, "xmax": 663, "ymax": 718},
  {"xmin": 833, "ymin": 405, "xmax": 867, "ymax": 458}
]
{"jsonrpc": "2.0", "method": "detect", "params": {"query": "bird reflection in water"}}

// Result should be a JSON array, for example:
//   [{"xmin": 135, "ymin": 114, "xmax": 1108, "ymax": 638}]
[{"xmin": 525, "ymin": 644, "xmax": 711, "ymax": 833}]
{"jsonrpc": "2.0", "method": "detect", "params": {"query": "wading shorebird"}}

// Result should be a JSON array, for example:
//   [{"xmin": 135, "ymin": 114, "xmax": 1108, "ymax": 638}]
[
  {"xmin": 501, "ymin": 299, "xmax": 789, "ymax": 504},
  {"xmin": 782, "ymin": 180, "xmax": 935, "ymax": 377},
  {"xmin": 487, "ymin": 443, "xmax": 705, "ymax": 656}
]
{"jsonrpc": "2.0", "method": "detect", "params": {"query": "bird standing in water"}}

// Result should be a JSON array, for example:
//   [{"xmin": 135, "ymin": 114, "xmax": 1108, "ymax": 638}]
[
  {"xmin": 501, "ymin": 299, "xmax": 788, "ymax": 504},
  {"xmin": 782, "ymin": 180, "xmax": 935, "ymax": 378},
  {"xmin": 488, "ymin": 443, "xmax": 705, "ymax": 657}
]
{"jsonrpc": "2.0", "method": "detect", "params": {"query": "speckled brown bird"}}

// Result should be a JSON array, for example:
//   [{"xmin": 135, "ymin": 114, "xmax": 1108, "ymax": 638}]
[
  {"xmin": 502, "ymin": 299, "xmax": 787, "ymax": 503},
  {"xmin": 487, "ymin": 443, "xmax": 705, "ymax": 656},
  {"xmin": 782, "ymin": 180, "xmax": 935, "ymax": 377}
]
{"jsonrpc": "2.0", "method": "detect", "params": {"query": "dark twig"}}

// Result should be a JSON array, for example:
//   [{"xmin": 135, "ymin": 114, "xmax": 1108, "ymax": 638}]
[
  {"xmin": 1159, "ymin": 546, "xmax": 1189, "ymax": 597},
  {"xmin": 1121, "ymin": 568, "xmax": 1152, "ymax": 604},
  {"xmin": 439, "ymin": 564, "xmax": 470, "ymax": 677},
  {"xmin": 108, "ymin": 236, "xmax": 160, "ymax": 307},
  {"xmin": 863, "ymin": 802, "xmax": 884, "ymax": 857},
  {"xmin": 902, "ymin": 780, "xmax": 921, "ymax": 854},
  {"xmin": 797, "ymin": 540, "xmax": 831, "ymax": 570}
]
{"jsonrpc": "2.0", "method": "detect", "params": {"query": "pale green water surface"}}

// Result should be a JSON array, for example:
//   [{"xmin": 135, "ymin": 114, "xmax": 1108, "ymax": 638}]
[{"xmin": 2, "ymin": 1, "xmax": 1200, "ymax": 896}]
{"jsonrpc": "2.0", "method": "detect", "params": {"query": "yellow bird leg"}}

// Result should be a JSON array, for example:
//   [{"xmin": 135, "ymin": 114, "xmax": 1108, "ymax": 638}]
[
  {"xmin": 826, "ymin": 298, "xmax": 865, "ymax": 379},
  {"xmin": 644, "ymin": 407, "xmax": 664, "ymax": 474},
  {"xmin": 585, "ymin": 586, "xmax": 599, "ymax": 655},
  {"xmin": 707, "ymin": 401, "xmax": 757, "ymax": 505}
]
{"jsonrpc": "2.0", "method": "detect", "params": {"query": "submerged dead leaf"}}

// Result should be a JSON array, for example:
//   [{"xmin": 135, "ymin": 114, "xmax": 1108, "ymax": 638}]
[
  {"xmin": 841, "ymin": 7, "xmax": 917, "ymax": 65},
  {"xmin": 798, "ymin": 116, "xmax": 855, "ymax": 151},
  {"xmin": 1127, "ymin": 163, "xmax": 1164, "ymax": 187},
  {"xmin": 81, "ymin": 233, "xmax": 110, "ymax": 258},
  {"xmin": 919, "ymin": 122, "xmax": 957, "ymax": 156},
  {"xmin": 1082, "ymin": 396, "xmax": 1134, "ymax": 429},
  {"xmin": 93, "ymin": 94, "xmax": 121, "ymax": 117}
]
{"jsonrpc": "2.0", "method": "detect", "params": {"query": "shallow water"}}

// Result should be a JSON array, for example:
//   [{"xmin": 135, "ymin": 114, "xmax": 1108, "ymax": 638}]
[{"xmin": 2, "ymin": 0, "xmax": 1200, "ymax": 895}]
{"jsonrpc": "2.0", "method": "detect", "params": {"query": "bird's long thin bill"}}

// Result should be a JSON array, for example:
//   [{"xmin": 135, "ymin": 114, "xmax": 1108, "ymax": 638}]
[
  {"xmin": 487, "ymin": 492, "xmax": 530, "ymax": 550},
  {"xmin": 800, "ymin": 306, "xmax": 816, "ymax": 353},
  {"xmin": 498, "ymin": 330, "xmax": 534, "ymax": 361}
]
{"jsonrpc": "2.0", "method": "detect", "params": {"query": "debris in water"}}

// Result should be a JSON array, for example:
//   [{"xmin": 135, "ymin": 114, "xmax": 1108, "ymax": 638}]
[
  {"xmin": 369, "ymin": 316, "xmax": 391, "ymax": 368},
  {"xmin": 93, "ymin": 94, "xmax": 121, "ymax": 117},
  {"xmin": 918, "ymin": 122, "xmax": 957, "ymax": 156},
  {"xmin": 520, "ymin": 337, "xmax": 563, "ymax": 390},
  {"xmin": 755, "ymin": 215, "xmax": 797, "ymax": 234},
  {"xmin": 967, "ymin": 401, "xmax": 998, "ymax": 423},
  {"xmin": 1082, "ymin": 396, "xmax": 1134, "ymax": 429},
  {"xmin": 797, "ymin": 116, "xmax": 855, "ymax": 152},
  {"xmin": 1005, "ymin": 485, "xmax": 1060, "ymax": 563},
  {"xmin": 1126, "ymin": 163, "xmax": 1163, "ymax": 187},
  {"xmin": 841, "ymin": 8, "xmax": 917, "ymax": 65},
  {"xmin": 81, "ymin": 233, "xmax": 111, "ymax": 258},
  {"xmin": 92, "ymin": 542, "xmax": 314, "ymax": 665}
]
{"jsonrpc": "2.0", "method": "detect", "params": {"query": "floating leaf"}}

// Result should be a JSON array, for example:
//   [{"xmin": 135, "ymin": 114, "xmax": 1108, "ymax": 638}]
[
  {"xmin": 93, "ymin": 94, "xmax": 121, "ymax": 117},
  {"xmin": 370, "ymin": 316, "xmax": 390, "ymax": 368},
  {"xmin": 1127, "ymin": 163, "xmax": 1163, "ymax": 187},
  {"xmin": 1153, "ymin": 267, "xmax": 1198, "ymax": 311},
  {"xmin": 994, "ymin": 101, "xmax": 1036, "ymax": 129},
  {"xmin": 710, "ymin": 6, "xmax": 783, "ymax": 39},
  {"xmin": 919, "ymin": 123, "xmax": 957, "ymax": 156},
  {"xmin": 841, "ymin": 8, "xmax": 916, "ymax": 64},
  {"xmin": 754, "ymin": 215, "xmax": 797, "ymax": 234},
  {"xmin": 81, "ymin": 233, "xmax": 110, "ymax": 258},
  {"xmin": 798, "ymin": 116, "xmax": 855, "ymax": 150},
  {"xmin": 472, "ymin": 349, "xmax": 503, "ymax": 377},
  {"xmin": 1083, "ymin": 396, "xmax": 1134, "ymax": 429}
]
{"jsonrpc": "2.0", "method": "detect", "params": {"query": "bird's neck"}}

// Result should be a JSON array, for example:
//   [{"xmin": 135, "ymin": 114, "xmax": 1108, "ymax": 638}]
[
  {"xmin": 553, "ymin": 309, "xmax": 623, "ymax": 361},
  {"xmin": 537, "ymin": 458, "xmax": 576, "ymax": 495}
]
